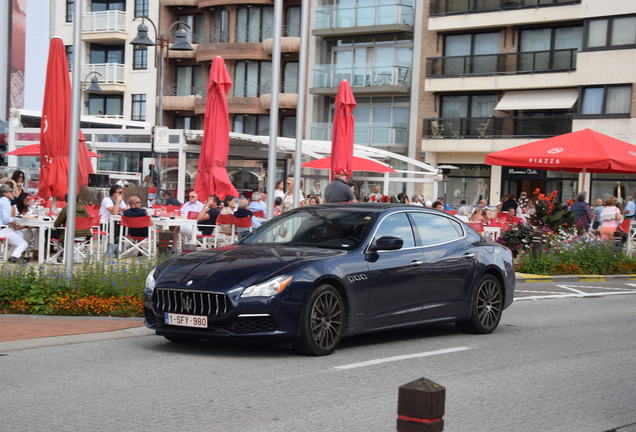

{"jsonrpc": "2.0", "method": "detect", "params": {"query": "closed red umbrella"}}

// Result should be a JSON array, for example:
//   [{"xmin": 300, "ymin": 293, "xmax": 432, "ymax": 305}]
[
  {"xmin": 485, "ymin": 128, "xmax": 636, "ymax": 173},
  {"xmin": 77, "ymin": 131, "xmax": 95, "ymax": 184},
  {"xmin": 330, "ymin": 80, "xmax": 356, "ymax": 180},
  {"xmin": 302, "ymin": 156, "xmax": 396, "ymax": 173},
  {"xmin": 39, "ymin": 38, "xmax": 93, "ymax": 200},
  {"xmin": 7, "ymin": 142, "xmax": 100, "ymax": 158},
  {"xmin": 194, "ymin": 57, "xmax": 238, "ymax": 200}
]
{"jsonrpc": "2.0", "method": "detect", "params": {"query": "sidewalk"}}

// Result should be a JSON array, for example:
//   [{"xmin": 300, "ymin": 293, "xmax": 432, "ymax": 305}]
[
  {"xmin": 0, "ymin": 314, "xmax": 149, "ymax": 352},
  {"xmin": 515, "ymin": 273, "xmax": 636, "ymax": 283}
]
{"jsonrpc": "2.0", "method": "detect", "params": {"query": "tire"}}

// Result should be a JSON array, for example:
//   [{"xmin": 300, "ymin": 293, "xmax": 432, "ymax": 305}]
[
  {"xmin": 294, "ymin": 284, "xmax": 346, "ymax": 356},
  {"xmin": 163, "ymin": 335, "xmax": 200, "ymax": 344},
  {"xmin": 456, "ymin": 274, "xmax": 503, "ymax": 334}
]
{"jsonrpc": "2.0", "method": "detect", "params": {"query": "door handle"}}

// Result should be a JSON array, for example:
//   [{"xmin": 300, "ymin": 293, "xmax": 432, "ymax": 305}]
[
  {"xmin": 410, "ymin": 260, "xmax": 423, "ymax": 266},
  {"xmin": 462, "ymin": 253, "xmax": 475, "ymax": 260}
]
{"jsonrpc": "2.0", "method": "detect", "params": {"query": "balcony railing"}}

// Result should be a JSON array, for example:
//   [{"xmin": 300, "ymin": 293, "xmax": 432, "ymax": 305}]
[
  {"xmin": 315, "ymin": 1, "xmax": 414, "ymax": 30},
  {"xmin": 82, "ymin": 10, "xmax": 127, "ymax": 33},
  {"xmin": 311, "ymin": 122, "xmax": 408, "ymax": 148},
  {"xmin": 199, "ymin": 26, "xmax": 273, "ymax": 44},
  {"xmin": 423, "ymin": 116, "xmax": 573, "ymax": 139},
  {"xmin": 430, "ymin": 0, "xmax": 581, "ymax": 16},
  {"xmin": 426, "ymin": 49, "xmax": 577, "ymax": 77},
  {"xmin": 166, "ymin": 83, "xmax": 204, "ymax": 97},
  {"xmin": 313, "ymin": 64, "xmax": 411, "ymax": 89},
  {"xmin": 81, "ymin": 63, "xmax": 125, "ymax": 84}
]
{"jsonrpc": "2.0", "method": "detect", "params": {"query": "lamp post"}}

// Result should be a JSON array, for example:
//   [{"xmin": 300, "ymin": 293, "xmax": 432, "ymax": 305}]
[
  {"xmin": 82, "ymin": 71, "xmax": 103, "ymax": 93},
  {"xmin": 130, "ymin": 18, "xmax": 193, "ymax": 197}
]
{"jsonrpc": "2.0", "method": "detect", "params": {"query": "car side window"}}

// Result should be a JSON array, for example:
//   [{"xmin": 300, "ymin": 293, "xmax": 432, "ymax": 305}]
[
  {"xmin": 410, "ymin": 212, "xmax": 463, "ymax": 247},
  {"xmin": 373, "ymin": 213, "xmax": 415, "ymax": 249}
]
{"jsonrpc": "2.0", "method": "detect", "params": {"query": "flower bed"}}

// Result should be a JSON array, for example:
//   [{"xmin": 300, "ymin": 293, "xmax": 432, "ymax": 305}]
[{"xmin": 0, "ymin": 258, "xmax": 160, "ymax": 317}]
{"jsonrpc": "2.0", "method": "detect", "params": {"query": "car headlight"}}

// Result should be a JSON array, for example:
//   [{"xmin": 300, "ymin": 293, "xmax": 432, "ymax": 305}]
[
  {"xmin": 144, "ymin": 268, "xmax": 156, "ymax": 296},
  {"xmin": 241, "ymin": 275, "xmax": 293, "ymax": 298}
]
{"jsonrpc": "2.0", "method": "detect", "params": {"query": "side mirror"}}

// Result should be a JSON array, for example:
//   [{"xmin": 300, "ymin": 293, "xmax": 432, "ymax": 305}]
[{"xmin": 370, "ymin": 236, "xmax": 403, "ymax": 252}]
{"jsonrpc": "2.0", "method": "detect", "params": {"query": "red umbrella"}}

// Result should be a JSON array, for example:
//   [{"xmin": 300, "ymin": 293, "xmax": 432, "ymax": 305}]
[
  {"xmin": 194, "ymin": 57, "xmax": 238, "ymax": 200},
  {"xmin": 485, "ymin": 128, "xmax": 636, "ymax": 173},
  {"xmin": 7, "ymin": 142, "xmax": 100, "ymax": 158},
  {"xmin": 330, "ymin": 80, "xmax": 356, "ymax": 180},
  {"xmin": 302, "ymin": 156, "xmax": 396, "ymax": 173},
  {"xmin": 39, "ymin": 38, "xmax": 93, "ymax": 200}
]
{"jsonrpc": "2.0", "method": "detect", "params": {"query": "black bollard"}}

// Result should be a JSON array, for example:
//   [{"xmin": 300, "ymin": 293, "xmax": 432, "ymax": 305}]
[{"xmin": 397, "ymin": 378, "xmax": 445, "ymax": 432}]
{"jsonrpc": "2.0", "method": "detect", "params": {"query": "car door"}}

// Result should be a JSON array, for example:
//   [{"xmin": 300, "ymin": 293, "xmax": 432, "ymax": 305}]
[
  {"xmin": 409, "ymin": 212, "xmax": 477, "ymax": 318},
  {"xmin": 364, "ymin": 212, "xmax": 427, "ymax": 326}
]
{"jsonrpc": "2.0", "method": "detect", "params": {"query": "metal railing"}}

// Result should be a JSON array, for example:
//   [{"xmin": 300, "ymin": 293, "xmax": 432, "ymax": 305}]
[
  {"xmin": 81, "ymin": 63, "xmax": 125, "ymax": 84},
  {"xmin": 233, "ymin": 81, "xmax": 271, "ymax": 98},
  {"xmin": 426, "ymin": 49, "xmax": 577, "ymax": 77},
  {"xmin": 313, "ymin": 64, "xmax": 411, "ymax": 88},
  {"xmin": 81, "ymin": 10, "xmax": 127, "ymax": 33},
  {"xmin": 198, "ymin": 26, "xmax": 274, "ymax": 44},
  {"xmin": 166, "ymin": 83, "xmax": 204, "ymax": 97},
  {"xmin": 430, "ymin": 0, "xmax": 581, "ymax": 16},
  {"xmin": 423, "ymin": 116, "xmax": 573, "ymax": 138},
  {"xmin": 311, "ymin": 122, "xmax": 408, "ymax": 148},
  {"xmin": 315, "ymin": 1, "xmax": 414, "ymax": 29}
]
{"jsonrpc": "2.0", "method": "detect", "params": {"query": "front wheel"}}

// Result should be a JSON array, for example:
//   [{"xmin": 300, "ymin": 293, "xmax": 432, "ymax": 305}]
[
  {"xmin": 294, "ymin": 284, "xmax": 346, "ymax": 356},
  {"xmin": 456, "ymin": 274, "xmax": 503, "ymax": 334}
]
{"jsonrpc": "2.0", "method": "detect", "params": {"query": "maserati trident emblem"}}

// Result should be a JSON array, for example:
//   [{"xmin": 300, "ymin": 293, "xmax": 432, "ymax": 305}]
[
  {"xmin": 186, "ymin": 280, "xmax": 193, "ymax": 286},
  {"xmin": 183, "ymin": 296, "xmax": 193, "ymax": 313}
]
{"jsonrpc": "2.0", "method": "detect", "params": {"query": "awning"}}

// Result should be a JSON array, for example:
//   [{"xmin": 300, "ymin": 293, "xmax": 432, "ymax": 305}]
[{"xmin": 495, "ymin": 89, "xmax": 579, "ymax": 111}]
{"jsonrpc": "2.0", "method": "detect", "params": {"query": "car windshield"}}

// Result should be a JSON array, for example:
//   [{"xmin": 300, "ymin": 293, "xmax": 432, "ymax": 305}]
[{"xmin": 241, "ymin": 208, "xmax": 376, "ymax": 250}]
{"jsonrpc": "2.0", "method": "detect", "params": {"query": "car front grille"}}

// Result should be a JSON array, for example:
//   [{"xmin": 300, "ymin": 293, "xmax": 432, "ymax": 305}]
[{"xmin": 153, "ymin": 288, "xmax": 231, "ymax": 318}]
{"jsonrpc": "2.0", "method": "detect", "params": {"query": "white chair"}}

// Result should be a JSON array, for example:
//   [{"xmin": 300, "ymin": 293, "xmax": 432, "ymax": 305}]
[
  {"xmin": 483, "ymin": 226, "xmax": 501, "ymax": 242},
  {"xmin": 0, "ymin": 225, "xmax": 9, "ymax": 262},
  {"xmin": 213, "ymin": 214, "xmax": 237, "ymax": 247},
  {"xmin": 118, "ymin": 215, "xmax": 155, "ymax": 258},
  {"xmin": 46, "ymin": 216, "xmax": 96, "ymax": 264}
]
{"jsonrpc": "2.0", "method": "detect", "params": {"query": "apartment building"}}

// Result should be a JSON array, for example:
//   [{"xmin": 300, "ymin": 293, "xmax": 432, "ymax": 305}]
[
  {"xmin": 419, "ymin": 0, "xmax": 636, "ymax": 205},
  {"xmin": 51, "ymin": 0, "xmax": 157, "ymax": 125}
]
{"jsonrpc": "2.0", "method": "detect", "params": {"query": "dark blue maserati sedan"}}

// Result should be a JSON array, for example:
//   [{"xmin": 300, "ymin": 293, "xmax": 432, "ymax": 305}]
[{"xmin": 144, "ymin": 204, "xmax": 515, "ymax": 355}]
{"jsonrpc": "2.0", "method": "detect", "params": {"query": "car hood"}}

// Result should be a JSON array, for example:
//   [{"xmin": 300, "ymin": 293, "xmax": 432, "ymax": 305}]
[{"xmin": 155, "ymin": 244, "xmax": 344, "ymax": 292}]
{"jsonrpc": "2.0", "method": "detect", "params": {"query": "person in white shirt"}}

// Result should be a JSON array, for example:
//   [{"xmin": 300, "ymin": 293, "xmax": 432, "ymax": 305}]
[
  {"xmin": 172, "ymin": 191, "xmax": 204, "ymax": 250},
  {"xmin": 273, "ymin": 180, "xmax": 285, "ymax": 201},
  {"xmin": 100, "ymin": 185, "xmax": 129, "ymax": 257},
  {"xmin": 282, "ymin": 177, "xmax": 304, "ymax": 212},
  {"xmin": 369, "ymin": 185, "xmax": 383, "ymax": 202},
  {"xmin": 0, "ymin": 185, "xmax": 29, "ymax": 262}
]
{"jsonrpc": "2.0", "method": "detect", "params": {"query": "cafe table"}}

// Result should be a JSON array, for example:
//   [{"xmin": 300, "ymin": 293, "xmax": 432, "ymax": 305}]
[{"xmin": 14, "ymin": 215, "xmax": 55, "ymax": 264}]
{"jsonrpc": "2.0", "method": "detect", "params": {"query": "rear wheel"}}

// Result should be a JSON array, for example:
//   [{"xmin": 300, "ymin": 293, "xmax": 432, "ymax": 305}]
[
  {"xmin": 456, "ymin": 274, "xmax": 503, "ymax": 334},
  {"xmin": 294, "ymin": 284, "xmax": 346, "ymax": 356}
]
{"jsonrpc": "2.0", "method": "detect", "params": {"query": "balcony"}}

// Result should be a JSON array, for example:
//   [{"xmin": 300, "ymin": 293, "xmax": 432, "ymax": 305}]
[
  {"xmin": 423, "ymin": 116, "xmax": 573, "ymax": 139},
  {"xmin": 198, "ymin": 0, "xmax": 272, "ymax": 7},
  {"xmin": 430, "ymin": 0, "xmax": 581, "ymax": 16},
  {"xmin": 311, "ymin": 122, "xmax": 408, "ymax": 150},
  {"xmin": 314, "ymin": 1, "xmax": 414, "ymax": 37},
  {"xmin": 163, "ymin": 0, "xmax": 197, "ymax": 6},
  {"xmin": 259, "ymin": 81, "xmax": 299, "ymax": 110},
  {"xmin": 426, "ymin": 49, "xmax": 577, "ymax": 78},
  {"xmin": 81, "ymin": 63, "xmax": 125, "ymax": 91},
  {"xmin": 81, "ymin": 10, "xmax": 127, "ymax": 42},
  {"xmin": 195, "ymin": 27, "xmax": 271, "ymax": 61},
  {"xmin": 163, "ymin": 84, "xmax": 203, "ymax": 111},
  {"xmin": 311, "ymin": 64, "xmax": 411, "ymax": 95}
]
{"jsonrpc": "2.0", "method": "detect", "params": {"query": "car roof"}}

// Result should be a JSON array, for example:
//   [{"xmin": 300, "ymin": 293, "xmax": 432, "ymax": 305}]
[{"xmin": 292, "ymin": 203, "xmax": 450, "ymax": 216}]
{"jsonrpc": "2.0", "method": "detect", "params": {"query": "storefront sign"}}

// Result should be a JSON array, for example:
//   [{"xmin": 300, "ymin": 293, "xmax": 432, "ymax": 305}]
[{"xmin": 502, "ymin": 167, "xmax": 546, "ymax": 180}]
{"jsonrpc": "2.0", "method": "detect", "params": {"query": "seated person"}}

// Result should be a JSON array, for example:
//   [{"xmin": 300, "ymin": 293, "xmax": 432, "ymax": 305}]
[
  {"xmin": 501, "ymin": 208, "xmax": 523, "ymax": 229},
  {"xmin": 274, "ymin": 197, "xmax": 283, "ymax": 217},
  {"xmin": 197, "ymin": 195, "xmax": 221, "ymax": 236},
  {"xmin": 0, "ymin": 184, "xmax": 28, "ymax": 262},
  {"xmin": 234, "ymin": 198, "xmax": 254, "ymax": 235},
  {"xmin": 122, "ymin": 196, "xmax": 149, "ymax": 238},
  {"xmin": 219, "ymin": 195, "xmax": 237, "ymax": 235},
  {"xmin": 163, "ymin": 190, "xmax": 181, "ymax": 207},
  {"xmin": 53, "ymin": 195, "xmax": 91, "ymax": 242},
  {"xmin": 469, "ymin": 208, "xmax": 484, "ymax": 224}
]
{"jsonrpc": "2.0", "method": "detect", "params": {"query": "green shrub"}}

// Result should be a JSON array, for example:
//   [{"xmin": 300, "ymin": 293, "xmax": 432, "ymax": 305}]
[{"xmin": 517, "ymin": 253, "xmax": 558, "ymax": 275}]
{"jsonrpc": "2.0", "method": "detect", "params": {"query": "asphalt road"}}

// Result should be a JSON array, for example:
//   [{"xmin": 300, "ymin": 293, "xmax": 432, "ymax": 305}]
[{"xmin": 2, "ymin": 281, "xmax": 636, "ymax": 432}]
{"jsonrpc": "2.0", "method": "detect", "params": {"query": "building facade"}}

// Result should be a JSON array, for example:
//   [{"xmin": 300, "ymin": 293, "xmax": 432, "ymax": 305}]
[
  {"xmin": 51, "ymin": 0, "xmax": 158, "ymax": 125},
  {"xmin": 420, "ymin": 0, "xmax": 636, "ymax": 205}
]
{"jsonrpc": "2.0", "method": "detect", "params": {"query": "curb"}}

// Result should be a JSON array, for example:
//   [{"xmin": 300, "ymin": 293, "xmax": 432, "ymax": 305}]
[{"xmin": 515, "ymin": 274, "xmax": 636, "ymax": 283}]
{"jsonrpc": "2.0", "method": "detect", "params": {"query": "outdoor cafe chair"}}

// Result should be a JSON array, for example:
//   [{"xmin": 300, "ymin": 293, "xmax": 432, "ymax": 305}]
[
  {"xmin": 46, "ymin": 216, "xmax": 96, "ymax": 264},
  {"xmin": 0, "ymin": 225, "xmax": 9, "ymax": 262},
  {"xmin": 213, "ymin": 214, "xmax": 237, "ymax": 247},
  {"xmin": 467, "ymin": 222, "xmax": 484, "ymax": 233},
  {"xmin": 118, "ymin": 215, "xmax": 155, "ymax": 258},
  {"xmin": 252, "ymin": 210, "xmax": 265, "ymax": 218}
]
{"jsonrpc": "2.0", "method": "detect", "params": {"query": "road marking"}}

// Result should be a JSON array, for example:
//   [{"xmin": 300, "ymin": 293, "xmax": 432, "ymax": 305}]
[
  {"xmin": 517, "ymin": 289, "xmax": 565, "ymax": 294},
  {"xmin": 516, "ymin": 290, "xmax": 636, "ymax": 301},
  {"xmin": 556, "ymin": 285, "xmax": 586, "ymax": 294},
  {"xmin": 333, "ymin": 346, "xmax": 472, "ymax": 370}
]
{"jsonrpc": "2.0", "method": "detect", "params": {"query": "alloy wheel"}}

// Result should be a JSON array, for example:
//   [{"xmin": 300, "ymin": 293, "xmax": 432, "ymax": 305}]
[
  {"xmin": 310, "ymin": 291, "xmax": 344, "ymax": 351},
  {"xmin": 476, "ymin": 279, "xmax": 502, "ymax": 330}
]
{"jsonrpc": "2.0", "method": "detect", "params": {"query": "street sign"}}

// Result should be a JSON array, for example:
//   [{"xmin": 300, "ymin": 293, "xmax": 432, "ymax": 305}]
[{"xmin": 153, "ymin": 126, "xmax": 169, "ymax": 153}]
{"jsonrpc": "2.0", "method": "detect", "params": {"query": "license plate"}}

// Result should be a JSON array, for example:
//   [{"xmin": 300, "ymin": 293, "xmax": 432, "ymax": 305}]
[{"xmin": 164, "ymin": 313, "xmax": 208, "ymax": 328}]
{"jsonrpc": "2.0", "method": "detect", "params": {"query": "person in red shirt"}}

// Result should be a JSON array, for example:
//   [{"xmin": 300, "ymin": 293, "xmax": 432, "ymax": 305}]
[{"xmin": 501, "ymin": 208, "xmax": 523, "ymax": 230}]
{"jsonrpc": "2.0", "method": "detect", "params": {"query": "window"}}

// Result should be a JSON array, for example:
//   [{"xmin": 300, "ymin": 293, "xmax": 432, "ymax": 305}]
[
  {"xmin": 234, "ymin": 61, "xmax": 272, "ymax": 97},
  {"xmin": 236, "ymin": 6, "xmax": 274, "ymax": 42},
  {"xmin": 65, "ymin": 45, "xmax": 73, "ymax": 71},
  {"xmin": 585, "ymin": 15, "xmax": 636, "ymax": 49},
  {"xmin": 283, "ymin": 62, "xmax": 298, "ymax": 93},
  {"xmin": 133, "ymin": 46, "xmax": 147, "ymax": 70},
  {"xmin": 443, "ymin": 32, "xmax": 500, "ymax": 75},
  {"xmin": 210, "ymin": 8, "xmax": 229, "ymax": 43},
  {"xmin": 233, "ymin": 115, "xmax": 270, "ymax": 136},
  {"xmin": 88, "ymin": 94, "xmax": 123, "ymax": 116},
  {"xmin": 131, "ymin": 94, "xmax": 146, "ymax": 121},
  {"xmin": 519, "ymin": 26, "xmax": 582, "ymax": 71},
  {"xmin": 90, "ymin": 44, "xmax": 124, "ymax": 64},
  {"xmin": 281, "ymin": 116, "xmax": 296, "ymax": 138},
  {"xmin": 175, "ymin": 65, "xmax": 203, "ymax": 96},
  {"xmin": 177, "ymin": 14, "xmax": 203, "ymax": 43},
  {"xmin": 580, "ymin": 85, "xmax": 632, "ymax": 115},
  {"xmin": 174, "ymin": 116, "xmax": 202, "ymax": 130},
  {"xmin": 91, "ymin": 0, "xmax": 125, "ymax": 11},
  {"xmin": 440, "ymin": 94, "xmax": 497, "ymax": 137},
  {"xmin": 373, "ymin": 213, "xmax": 415, "ymax": 249},
  {"xmin": 410, "ymin": 213, "xmax": 462, "ymax": 247},
  {"xmin": 66, "ymin": 0, "xmax": 74, "ymax": 22},
  {"xmin": 134, "ymin": 0, "xmax": 149, "ymax": 17},
  {"xmin": 285, "ymin": 6, "xmax": 301, "ymax": 37}
]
